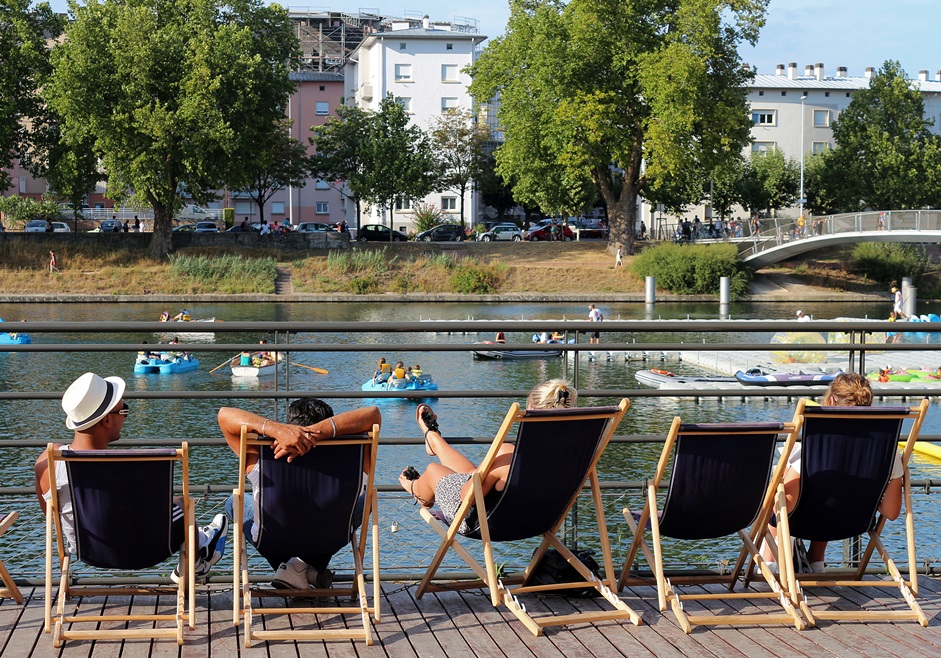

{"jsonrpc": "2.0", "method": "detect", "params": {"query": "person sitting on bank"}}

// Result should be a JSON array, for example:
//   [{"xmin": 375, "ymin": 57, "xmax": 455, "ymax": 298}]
[
  {"xmin": 494, "ymin": 331, "xmax": 506, "ymax": 344},
  {"xmin": 35, "ymin": 373, "xmax": 229, "ymax": 581},
  {"xmin": 217, "ymin": 399, "xmax": 382, "ymax": 589},
  {"xmin": 373, "ymin": 358, "xmax": 391, "ymax": 383}
]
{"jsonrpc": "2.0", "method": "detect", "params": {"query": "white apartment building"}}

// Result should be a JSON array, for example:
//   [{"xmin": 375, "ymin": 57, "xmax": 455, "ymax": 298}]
[
  {"xmin": 344, "ymin": 16, "xmax": 486, "ymax": 232},
  {"xmin": 667, "ymin": 63, "xmax": 941, "ymax": 225}
]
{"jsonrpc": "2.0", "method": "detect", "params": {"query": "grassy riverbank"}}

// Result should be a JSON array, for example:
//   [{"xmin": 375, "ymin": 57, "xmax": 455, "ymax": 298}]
[{"xmin": 0, "ymin": 238, "xmax": 893, "ymax": 297}]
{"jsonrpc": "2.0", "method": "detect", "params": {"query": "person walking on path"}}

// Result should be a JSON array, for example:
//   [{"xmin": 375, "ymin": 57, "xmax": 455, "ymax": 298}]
[
  {"xmin": 892, "ymin": 286, "xmax": 906, "ymax": 320},
  {"xmin": 49, "ymin": 251, "xmax": 58, "ymax": 273},
  {"xmin": 614, "ymin": 246, "xmax": 623, "ymax": 269},
  {"xmin": 588, "ymin": 304, "xmax": 603, "ymax": 344}
]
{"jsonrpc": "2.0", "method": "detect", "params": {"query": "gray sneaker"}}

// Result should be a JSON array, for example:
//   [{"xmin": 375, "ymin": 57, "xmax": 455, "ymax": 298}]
[{"xmin": 307, "ymin": 565, "xmax": 334, "ymax": 589}]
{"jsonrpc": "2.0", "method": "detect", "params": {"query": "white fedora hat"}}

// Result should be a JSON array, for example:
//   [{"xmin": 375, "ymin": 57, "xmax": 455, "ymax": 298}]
[{"xmin": 62, "ymin": 372, "xmax": 126, "ymax": 431}]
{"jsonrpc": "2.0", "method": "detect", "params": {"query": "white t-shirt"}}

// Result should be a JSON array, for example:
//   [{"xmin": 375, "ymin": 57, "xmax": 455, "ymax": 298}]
[
  {"xmin": 787, "ymin": 444, "xmax": 903, "ymax": 480},
  {"xmin": 588, "ymin": 308, "xmax": 602, "ymax": 322}
]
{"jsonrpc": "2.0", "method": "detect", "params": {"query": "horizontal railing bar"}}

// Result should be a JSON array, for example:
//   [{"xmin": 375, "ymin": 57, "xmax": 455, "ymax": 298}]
[{"xmin": 0, "ymin": 320, "xmax": 924, "ymax": 333}]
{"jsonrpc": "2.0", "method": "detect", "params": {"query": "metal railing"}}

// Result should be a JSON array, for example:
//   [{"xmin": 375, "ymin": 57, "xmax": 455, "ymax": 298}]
[{"xmin": 3, "ymin": 319, "xmax": 941, "ymax": 584}]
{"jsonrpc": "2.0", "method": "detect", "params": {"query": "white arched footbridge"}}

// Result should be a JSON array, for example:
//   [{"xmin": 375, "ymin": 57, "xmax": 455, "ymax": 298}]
[{"xmin": 738, "ymin": 210, "xmax": 941, "ymax": 267}]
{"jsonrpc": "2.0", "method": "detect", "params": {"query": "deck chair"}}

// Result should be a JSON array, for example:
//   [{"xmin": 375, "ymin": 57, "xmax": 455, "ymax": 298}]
[
  {"xmin": 0, "ymin": 512, "xmax": 23, "ymax": 604},
  {"xmin": 233, "ymin": 423, "xmax": 380, "ymax": 646},
  {"xmin": 44, "ymin": 444, "xmax": 196, "ymax": 647},
  {"xmin": 617, "ymin": 418, "xmax": 806, "ymax": 632},
  {"xmin": 416, "ymin": 400, "xmax": 640, "ymax": 636},
  {"xmin": 773, "ymin": 399, "xmax": 929, "ymax": 627}
]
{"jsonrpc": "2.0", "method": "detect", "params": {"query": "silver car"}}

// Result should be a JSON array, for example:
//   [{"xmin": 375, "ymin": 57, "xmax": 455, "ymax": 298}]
[
  {"xmin": 478, "ymin": 224, "xmax": 522, "ymax": 242},
  {"xmin": 24, "ymin": 220, "xmax": 51, "ymax": 233}
]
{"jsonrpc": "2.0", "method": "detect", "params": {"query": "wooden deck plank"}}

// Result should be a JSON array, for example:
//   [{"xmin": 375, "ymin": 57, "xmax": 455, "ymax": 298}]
[
  {"xmin": 6, "ymin": 580, "xmax": 941, "ymax": 657},
  {"xmin": 118, "ymin": 593, "xmax": 157, "ymax": 658},
  {"xmin": 0, "ymin": 588, "xmax": 44, "ymax": 658}
]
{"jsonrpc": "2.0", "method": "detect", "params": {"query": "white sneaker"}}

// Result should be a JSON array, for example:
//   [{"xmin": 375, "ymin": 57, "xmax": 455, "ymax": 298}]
[
  {"xmin": 171, "ymin": 513, "xmax": 228, "ymax": 584},
  {"xmin": 272, "ymin": 557, "xmax": 312, "ymax": 590},
  {"xmin": 810, "ymin": 560, "xmax": 826, "ymax": 574},
  {"xmin": 307, "ymin": 565, "xmax": 334, "ymax": 589}
]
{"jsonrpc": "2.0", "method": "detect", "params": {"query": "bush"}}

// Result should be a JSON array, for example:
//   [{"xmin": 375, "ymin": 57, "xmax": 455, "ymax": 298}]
[
  {"xmin": 449, "ymin": 262, "xmax": 508, "ymax": 294},
  {"xmin": 349, "ymin": 275, "xmax": 379, "ymax": 293},
  {"xmin": 411, "ymin": 203, "xmax": 446, "ymax": 233},
  {"xmin": 327, "ymin": 248, "xmax": 393, "ymax": 276},
  {"xmin": 631, "ymin": 242, "xmax": 751, "ymax": 298},
  {"xmin": 0, "ymin": 194, "xmax": 60, "ymax": 228},
  {"xmin": 851, "ymin": 242, "xmax": 928, "ymax": 286}
]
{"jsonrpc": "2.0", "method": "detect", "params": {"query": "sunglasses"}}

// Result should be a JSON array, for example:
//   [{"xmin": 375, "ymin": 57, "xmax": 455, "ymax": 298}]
[{"xmin": 109, "ymin": 402, "xmax": 130, "ymax": 417}]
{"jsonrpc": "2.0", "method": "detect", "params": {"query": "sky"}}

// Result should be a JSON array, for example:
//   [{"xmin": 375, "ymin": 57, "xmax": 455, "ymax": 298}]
[{"xmin": 41, "ymin": 1, "xmax": 939, "ymax": 80}]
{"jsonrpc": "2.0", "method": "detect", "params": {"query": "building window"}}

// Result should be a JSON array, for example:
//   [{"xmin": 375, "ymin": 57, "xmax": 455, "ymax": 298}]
[
  {"xmin": 812, "ymin": 142, "xmax": 830, "ymax": 155},
  {"xmin": 315, "ymin": 101, "xmax": 329, "ymax": 115},
  {"xmin": 271, "ymin": 202, "xmax": 285, "ymax": 215},
  {"xmin": 441, "ymin": 97, "xmax": 459, "ymax": 113},
  {"xmin": 446, "ymin": 43, "xmax": 453, "ymax": 50},
  {"xmin": 751, "ymin": 110, "xmax": 775, "ymax": 126},
  {"xmin": 758, "ymin": 91, "xmax": 764, "ymax": 96},
  {"xmin": 441, "ymin": 64, "xmax": 459, "ymax": 82},
  {"xmin": 316, "ymin": 202, "xmax": 329, "ymax": 214},
  {"xmin": 813, "ymin": 109, "xmax": 830, "ymax": 127},
  {"xmin": 751, "ymin": 142, "xmax": 776, "ymax": 153},
  {"xmin": 235, "ymin": 201, "xmax": 253, "ymax": 214},
  {"xmin": 399, "ymin": 42, "xmax": 406, "ymax": 50},
  {"xmin": 396, "ymin": 97, "xmax": 411, "ymax": 112},
  {"xmin": 824, "ymin": 91, "xmax": 830, "ymax": 97},
  {"xmin": 319, "ymin": 85, "xmax": 325, "ymax": 91},
  {"xmin": 781, "ymin": 91, "xmax": 787, "ymax": 96},
  {"xmin": 315, "ymin": 179, "xmax": 330, "ymax": 190},
  {"xmin": 441, "ymin": 197, "xmax": 457, "ymax": 211},
  {"xmin": 394, "ymin": 63, "xmax": 412, "ymax": 81},
  {"xmin": 395, "ymin": 198, "xmax": 412, "ymax": 211}
]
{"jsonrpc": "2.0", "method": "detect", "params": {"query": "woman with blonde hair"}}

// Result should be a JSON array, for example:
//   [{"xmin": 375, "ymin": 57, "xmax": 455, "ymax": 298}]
[
  {"xmin": 766, "ymin": 373, "xmax": 900, "ymax": 573},
  {"xmin": 399, "ymin": 380, "xmax": 576, "ymax": 531}
]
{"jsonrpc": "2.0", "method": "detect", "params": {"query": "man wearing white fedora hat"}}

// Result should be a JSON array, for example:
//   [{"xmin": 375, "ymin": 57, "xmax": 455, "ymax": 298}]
[{"xmin": 34, "ymin": 372, "xmax": 228, "ymax": 581}]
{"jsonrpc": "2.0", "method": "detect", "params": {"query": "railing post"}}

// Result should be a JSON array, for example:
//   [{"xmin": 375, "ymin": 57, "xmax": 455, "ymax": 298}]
[{"xmin": 645, "ymin": 276, "xmax": 656, "ymax": 305}]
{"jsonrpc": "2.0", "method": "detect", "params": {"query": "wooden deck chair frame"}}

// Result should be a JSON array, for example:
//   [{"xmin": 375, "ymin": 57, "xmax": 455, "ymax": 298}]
[
  {"xmin": 232, "ymin": 424, "xmax": 381, "ymax": 646},
  {"xmin": 0, "ymin": 512, "xmax": 23, "ymax": 604},
  {"xmin": 416, "ymin": 399, "xmax": 640, "ymax": 636},
  {"xmin": 43, "ymin": 443, "xmax": 196, "ymax": 647},
  {"xmin": 773, "ymin": 398, "xmax": 929, "ymax": 627},
  {"xmin": 617, "ymin": 417, "xmax": 806, "ymax": 633}
]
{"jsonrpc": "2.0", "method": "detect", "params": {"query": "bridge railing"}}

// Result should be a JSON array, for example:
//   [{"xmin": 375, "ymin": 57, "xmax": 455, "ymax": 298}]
[{"xmin": 738, "ymin": 209, "xmax": 941, "ymax": 259}]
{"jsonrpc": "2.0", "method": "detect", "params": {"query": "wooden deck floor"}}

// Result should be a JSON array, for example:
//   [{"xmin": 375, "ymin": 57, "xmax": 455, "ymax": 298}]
[{"xmin": 5, "ymin": 577, "xmax": 941, "ymax": 657}]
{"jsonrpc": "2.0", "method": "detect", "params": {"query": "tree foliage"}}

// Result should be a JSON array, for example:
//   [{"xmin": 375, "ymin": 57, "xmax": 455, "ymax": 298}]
[
  {"xmin": 823, "ymin": 60, "xmax": 941, "ymax": 211},
  {"xmin": 430, "ymin": 109, "xmax": 490, "ymax": 226},
  {"xmin": 736, "ymin": 148, "xmax": 798, "ymax": 217},
  {"xmin": 44, "ymin": 0, "xmax": 298, "ymax": 256},
  {"xmin": 311, "ymin": 95, "xmax": 437, "ymax": 236},
  {"xmin": 0, "ymin": 0, "xmax": 63, "ymax": 191},
  {"xmin": 470, "ymin": 0, "xmax": 765, "ymax": 255},
  {"xmin": 237, "ymin": 122, "xmax": 309, "ymax": 223}
]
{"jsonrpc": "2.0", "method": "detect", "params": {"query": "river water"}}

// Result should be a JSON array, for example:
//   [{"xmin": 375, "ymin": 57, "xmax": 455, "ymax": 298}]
[{"xmin": 2, "ymin": 299, "xmax": 939, "ymax": 572}]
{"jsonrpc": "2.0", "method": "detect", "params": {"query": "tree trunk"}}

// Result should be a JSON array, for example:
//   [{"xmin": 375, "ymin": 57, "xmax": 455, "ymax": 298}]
[
  {"xmin": 255, "ymin": 196, "xmax": 266, "ymax": 224},
  {"xmin": 148, "ymin": 203, "xmax": 174, "ymax": 258}
]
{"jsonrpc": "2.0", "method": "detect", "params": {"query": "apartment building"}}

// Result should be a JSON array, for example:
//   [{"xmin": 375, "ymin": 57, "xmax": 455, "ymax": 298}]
[{"xmin": 344, "ymin": 16, "xmax": 486, "ymax": 232}]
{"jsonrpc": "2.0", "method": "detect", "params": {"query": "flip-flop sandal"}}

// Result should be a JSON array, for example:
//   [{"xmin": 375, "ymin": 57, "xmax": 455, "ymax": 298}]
[
  {"xmin": 416, "ymin": 404, "xmax": 439, "ymax": 455},
  {"xmin": 400, "ymin": 466, "xmax": 431, "ymax": 507}
]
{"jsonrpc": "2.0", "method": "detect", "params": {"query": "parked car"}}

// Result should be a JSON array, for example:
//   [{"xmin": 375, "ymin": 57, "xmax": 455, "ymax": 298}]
[
  {"xmin": 51, "ymin": 222, "xmax": 71, "ymax": 233},
  {"xmin": 194, "ymin": 221, "xmax": 219, "ymax": 233},
  {"xmin": 356, "ymin": 224, "xmax": 409, "ymax": 242},
  {"xmin": 415, "ymin": 223, "xmax": 465, "ymax": 242},
  {"xmin": 24, "ymin": 220, "xmax": 51, "ymax": 233},
  {"xmin": 525, "ymin": 222, "xmax": 574, "ymax": 241},
  {"xmin": 568, "ymin": 219, "xmax": 609, "ymax": 239},
  {"xmin": 226, "ymin": 222, "xmax": 261, "ymax": 232},
  {"xmin": 172, "ymin": 223, "xmax": 197, "ymax": 232},
  {"xmin": 99, "ymin": 219, "xmax": 123, "ymax": 232},
  {"xmin": 296, "ymin": 222, "xmax": 331, "ymax": 233},
  {"xmin": 478, "ymin": 224, "xmax": 522, "ymax": 242}
]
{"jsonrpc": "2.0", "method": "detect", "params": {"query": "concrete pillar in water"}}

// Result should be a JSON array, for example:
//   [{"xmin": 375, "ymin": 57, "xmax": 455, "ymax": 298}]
[
  {"xmin": 719, "ymin": 276, "xmax": 731, "ymax": 319},
  {"xmin": 645, "ymin": 276, "xmax": 656, "ymax": 305},
  {"xmin": 905, "ymin": 286, "xmax": 918, "ymax": 318}
]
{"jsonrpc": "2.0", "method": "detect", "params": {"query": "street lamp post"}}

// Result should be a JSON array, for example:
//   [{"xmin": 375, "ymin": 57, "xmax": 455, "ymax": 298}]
[{"xmin": 799, "ymin": 94, "xmax": 807, "ymax": 217}]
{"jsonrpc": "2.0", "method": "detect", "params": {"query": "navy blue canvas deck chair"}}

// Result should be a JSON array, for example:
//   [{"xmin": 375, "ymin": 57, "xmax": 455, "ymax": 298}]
[
  {"xmin": 233, "ymin": 423, "xmax": 380, "ymax": 646},
  {"xmin": 416, "ymin": 400, "xmax": 641, "ymax": 636},
  {"xmin": 0, "ymin": 512, "xmax": 23, "ymax": 604},
  {"xmin": 617, "ymin": 418, "xmax": 806, "ymax": 633},
  {"xmin": 773, "ymin": 399, "xmax": 929, "ymax": 627},
  {"xmin": 43, "ymin": 444, "xmax": 196, "ymax": 647}
]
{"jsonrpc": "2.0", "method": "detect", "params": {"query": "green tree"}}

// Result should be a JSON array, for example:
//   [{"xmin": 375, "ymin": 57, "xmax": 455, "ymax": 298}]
[
  {"xmin": 824, "ymin": 60, "xmax": 941, "ymax": 211},
  {"xmin": 470, "ymin": 0, "xmax": 764, "ymax": 255},
  {"xmin": 0, "ymin": 0, "xmax": 63, "ymax": 191},
  {"xmin": 44, "ymin": 129, "xmax": 103, "ymax": 231},
  {"xmin": 44, "ymin": 0, "xmax": 297, "ymax": 256},
  {"xmin": 736, "ymin": 148, "xmax": 799, "ymax": 217},
  {"xmin": 802, "ymin": 151, "xmax": 840, "ymax": 216},
  {"xmin": 430, "ymin": 109, "xmax": 490, "ymax": 228},
  {"xmin": 309, "ymin": 104, "xmax": 373, "ymax": 227},
  {"xmin": 236, "ymin": 122, "xmax": 309, "ymax": 224}
]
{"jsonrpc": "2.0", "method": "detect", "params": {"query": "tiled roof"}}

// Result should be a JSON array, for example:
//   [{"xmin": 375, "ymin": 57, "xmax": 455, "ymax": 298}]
[{"xmin": 290, "ymin": 72, "xmax": 344, "ymax": 82}]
